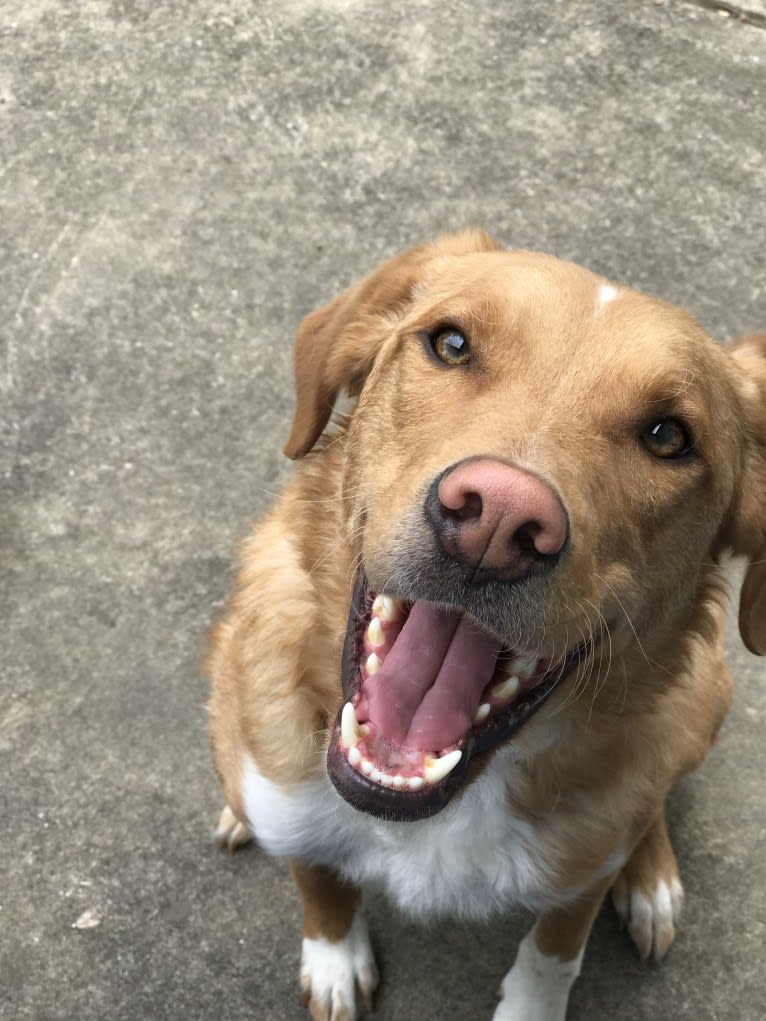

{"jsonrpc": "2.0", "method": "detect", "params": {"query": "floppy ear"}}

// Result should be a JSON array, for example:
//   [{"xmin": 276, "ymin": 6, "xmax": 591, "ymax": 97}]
[
  {"xmin": 727, "ymin": 333, "xmax": 766, "ymax": 655},
  {"xmin": 283, "ymin": 229, "xmax": 502, "ymax": 459}
]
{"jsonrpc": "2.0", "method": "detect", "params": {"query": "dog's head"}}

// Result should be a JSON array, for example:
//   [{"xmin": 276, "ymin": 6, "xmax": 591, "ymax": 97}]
[{"xmin": 285, "ymin": 231, "xmax": 766, "ymax": 820}]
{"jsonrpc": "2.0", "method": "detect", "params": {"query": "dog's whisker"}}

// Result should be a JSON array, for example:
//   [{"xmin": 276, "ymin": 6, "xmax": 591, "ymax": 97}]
[
  {"xmin": 308, "ymin": 522, "xmax": 367, "ymax": 577},
  {"xmin": 583, "ymin": 598, "xmax": 613, "ymax": 715},
  {"xmin": 593, "ymin": 571, "xmax": 658, "ymax": 674},
  {"xmin": 548, "ymin": 600, "xmax": 605, "ymax": 720}
]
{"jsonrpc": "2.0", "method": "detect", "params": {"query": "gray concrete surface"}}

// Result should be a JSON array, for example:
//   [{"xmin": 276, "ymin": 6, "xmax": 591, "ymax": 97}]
[{"xmin": 2, "ymin": 2, "xmax": 765, "ymax": 1019}]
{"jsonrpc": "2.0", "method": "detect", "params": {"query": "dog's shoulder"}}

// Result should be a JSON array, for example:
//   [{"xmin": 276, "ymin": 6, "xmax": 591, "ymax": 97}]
[{"xmin": 208, "ymin": 449, "xmax": 352, "ymax": 788}]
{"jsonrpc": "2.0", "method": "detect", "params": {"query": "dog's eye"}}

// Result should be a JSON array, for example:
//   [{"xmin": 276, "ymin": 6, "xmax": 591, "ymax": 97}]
[
  {"xmin": 431, "ymin": 329, "xmax": 470, "ymax": 366},
  {"xmin": 641, "ymin": 419, "xmax": 694, "ymax": 459}
]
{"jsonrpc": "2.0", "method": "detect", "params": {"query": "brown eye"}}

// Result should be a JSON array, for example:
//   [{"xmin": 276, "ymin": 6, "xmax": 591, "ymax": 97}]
[
  {"xmin": 431, "ymin": 329, "xmax": 470, "ymax": 366},
  {"xmin": 641, "ymin": 419, "xmax": 694, "ymax": 459}
]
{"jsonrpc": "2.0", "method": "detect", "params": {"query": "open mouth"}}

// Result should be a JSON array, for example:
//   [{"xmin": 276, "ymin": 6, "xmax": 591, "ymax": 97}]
[{"xmin": 326, "ymin": 570, "xmax": 588, "ymax": 821}]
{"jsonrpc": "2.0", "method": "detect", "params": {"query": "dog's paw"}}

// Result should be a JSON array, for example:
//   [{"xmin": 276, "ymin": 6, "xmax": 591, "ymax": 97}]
[
  {"xmin": 213, "ymin": 804, "xmax": 253, "ymax": 852},
  {"xmin": 612, "ymin": 871, "xmax": 684, "ymax": 962},
  {"xmin": 299, "ymin": 914, "xmax": 379, "ymax": 1021},
  {"xmin": 492, "ymin": 931, "xmax": 581, "ymax": 1021}
]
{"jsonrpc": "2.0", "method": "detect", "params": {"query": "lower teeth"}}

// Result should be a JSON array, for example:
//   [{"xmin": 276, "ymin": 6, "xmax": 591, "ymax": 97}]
[{"xmin": 346, "ymin": 745, "xmax": 461, "ymax": 790}]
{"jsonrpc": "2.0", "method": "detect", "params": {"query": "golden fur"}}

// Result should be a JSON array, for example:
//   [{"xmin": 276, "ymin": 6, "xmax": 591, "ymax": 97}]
[{"xmin": 207, "ymin": 232, "xmax": 766, "ymax": 1020}]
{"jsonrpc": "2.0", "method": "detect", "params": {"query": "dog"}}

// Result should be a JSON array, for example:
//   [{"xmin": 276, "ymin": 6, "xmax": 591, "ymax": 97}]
[{"xmin": 207, "ymin": 230, "xmax": 766, "ymax": 1021}]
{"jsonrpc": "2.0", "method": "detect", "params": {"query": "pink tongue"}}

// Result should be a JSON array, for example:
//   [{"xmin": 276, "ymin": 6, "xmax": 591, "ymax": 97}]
[{"xmin": 363, "ymin": 602, "xmax": 502, "ymax": 751}]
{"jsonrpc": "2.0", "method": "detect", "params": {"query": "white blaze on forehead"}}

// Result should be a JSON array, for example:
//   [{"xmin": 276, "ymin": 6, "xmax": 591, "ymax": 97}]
[
  {"xmin": 596, "ymin": 283, "xmax": 619, "ymax": 313},
  {"xmin": 742, "ymin": 378, "xmax": 760, "ymax": 403}
]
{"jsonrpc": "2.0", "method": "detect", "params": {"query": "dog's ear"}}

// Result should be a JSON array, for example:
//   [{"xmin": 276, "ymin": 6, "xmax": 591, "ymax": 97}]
[
  {"xmin": 727, "ymin": 333, "xmax": 766, "ymax": 655},
  {"xmin": 283, "ymin": 229, "xmax": 502, "ymax": 459}
]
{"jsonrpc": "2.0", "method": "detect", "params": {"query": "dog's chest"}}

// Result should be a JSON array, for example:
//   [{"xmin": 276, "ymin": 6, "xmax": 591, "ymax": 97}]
[{"xmin": 242, "ymin": 752, "xmax": 557, "ymax": 920}]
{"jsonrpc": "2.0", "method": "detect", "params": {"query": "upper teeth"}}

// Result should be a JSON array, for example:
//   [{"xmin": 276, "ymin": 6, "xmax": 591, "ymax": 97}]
[
  {"xmin": 503, "ymin": 654, "xmax": 537, "ymax": 679},
  {"xmin": 372, "ymin": 594, "xmax": 400, "ymax": 621},
  {"xmin": 474, "ymin": 702, "xmax": 491, "ymax": 724},
  {"xmin": 365, "ymin": 652, "xmax": 382, "ymax": 675},
  {"xmin": 491, "ymin": 675, "xmax": 520, "ymax": 702},
  {"xmin": 340, "ymin": 702, "xmax": 363, "ymax": 749},
  {"xmin": 423, "ymin": 749, "xmax": 462, "ymax": 785},
  {"xmin": 366, "ymin": 617, "xmax": 385, "ymax": 648}
]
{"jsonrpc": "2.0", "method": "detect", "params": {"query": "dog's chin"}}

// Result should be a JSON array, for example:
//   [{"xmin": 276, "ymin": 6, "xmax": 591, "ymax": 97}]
[{"xmin": 326, "ymin": 568, "xmax": 589, "ymax": 822}]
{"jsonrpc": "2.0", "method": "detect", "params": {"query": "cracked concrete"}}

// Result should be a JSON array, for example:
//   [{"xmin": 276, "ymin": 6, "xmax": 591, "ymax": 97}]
[
  {"xmin": 686, "ymin": 1, "xmax": 766, "ymax": 29},
  {"xmin": 1, "ymin": 2, "xmax": 765, "ymax": 1020}
]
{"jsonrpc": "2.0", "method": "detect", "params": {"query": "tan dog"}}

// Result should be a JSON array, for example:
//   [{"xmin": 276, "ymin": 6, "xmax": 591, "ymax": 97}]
[{"xmin": 207, "ymin": 231, "xmax": 766, "ymax": 1021}]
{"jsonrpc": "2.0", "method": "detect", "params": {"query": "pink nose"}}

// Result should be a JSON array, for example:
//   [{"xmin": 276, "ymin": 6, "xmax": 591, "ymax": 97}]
[{"xmin": 427, "ymin": 458, "xmax": 568, "ymax": 581}]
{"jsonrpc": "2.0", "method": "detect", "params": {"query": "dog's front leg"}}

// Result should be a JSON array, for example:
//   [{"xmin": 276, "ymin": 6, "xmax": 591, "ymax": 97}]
[
  {"xmin": 290, "ymin": 861, "xmax": 378, "ymax": 1021},
  {"xmin": 493, "ymin": 876, "xmax": 613, "ymax": 1021}
]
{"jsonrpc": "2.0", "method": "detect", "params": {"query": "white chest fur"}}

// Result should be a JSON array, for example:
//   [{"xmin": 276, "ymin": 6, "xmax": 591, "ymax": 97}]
[{"xmin": 241, "ymin": 751, "xmax": 558, "ymax": 920}]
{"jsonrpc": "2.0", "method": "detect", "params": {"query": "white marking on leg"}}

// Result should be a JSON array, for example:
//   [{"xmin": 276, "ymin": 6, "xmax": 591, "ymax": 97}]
[
  {"xmin": 300, "ymin": 913, "xmax": 378, "ymax": 1021},
  {"xmin": 615, "ymin": 876, "xmax": 684, "ymax": 962},
  {"xmin": 669, "ymin": 877, "xmax": 684, "ymax": 919},
  {"xmin": 627, "ymin": 890, "xmax": 654, "ymax": 961},
  {"xmin": 213, "ymin": 805, "xmax": 252, "ymax": 851},
  {"xmin": 493, "ymin": 929, "xmax": 584, "ymax": 1021}
]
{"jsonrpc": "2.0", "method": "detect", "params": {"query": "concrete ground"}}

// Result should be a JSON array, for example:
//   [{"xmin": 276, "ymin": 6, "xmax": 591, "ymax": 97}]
[{"xmin": 2, "ymin": 1, "xmax": 765, "ymax": 1019}]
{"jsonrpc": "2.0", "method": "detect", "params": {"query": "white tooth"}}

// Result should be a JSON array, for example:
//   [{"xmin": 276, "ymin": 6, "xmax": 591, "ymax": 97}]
[
  {"xmin": 372, "ymin": 595, "xmax": 400, "ymax": 621},
  {"xmin": 370, "ymin": 768, "xmax": 383, "ymax": 783},
  {"xmin": 423, "ymin": 749, "xmax": 462, "ymax": 785},
  {"xmin": 506, "ymin": 654, "xmax": 537, "ymax": 679},
  {"xmin": 492, "ymin": 675, "xmax": 520, "ymax": 702},
  {"xmin": 407, "ymin": 776, "xmax": 425, "ymax": 791},
  {"xmin": 474, "ymin": 702, "xmax": 491, "ymax": 724},
  {"xmin": 365, "ymin": 652, "xmax": 382, "ymax": 676},
  {"xmin": 380, "ymin": 773, "xmax": 394, "ymax": 787},
  {"xmin": 347, "ymin": 746, "xmax": 361, "ymax": 767},
  {"xmin": 340, "ymin": 702, "xmax": 363, "ymax": 749},
  {"xmin": 392, "ymin": 775, "xmax": 405, "ymax": 789},
  {"xmin": 366, "ymin": 617, "xmax": 385, "ymax": 648},
  {"xmin": 361, "ymin": 759, "xmax": 373, "ymax": 776}
]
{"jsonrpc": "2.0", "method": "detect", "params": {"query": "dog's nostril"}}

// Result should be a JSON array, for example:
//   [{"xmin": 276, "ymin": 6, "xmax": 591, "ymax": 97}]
[
  {"xmin": 428, "ymin": 458, "xmax": 569, "ymax": 582},
  {"xmin": 441, "ymin": 490, "xmax": 483, "ymax": 523},
  {"xmin": 514, "ymin": 521, "xmax": 541, "ymax": 554}
]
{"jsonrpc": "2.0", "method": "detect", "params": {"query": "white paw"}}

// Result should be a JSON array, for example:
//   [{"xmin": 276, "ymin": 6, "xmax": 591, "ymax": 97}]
[
  {"xmin": 612, "ymin": 876, "xmax": 684, "ymax": 962},
  {"xmin": 213, "ymin": 805, "xmax": 253, "ymax": 852},
  {"xmin": 493, "ymin": 930, "xmax": 582, "ymax": 1021},
  {"xmin": 300, "ymin": 914, "xmax": 379, "ymax": 1021}
]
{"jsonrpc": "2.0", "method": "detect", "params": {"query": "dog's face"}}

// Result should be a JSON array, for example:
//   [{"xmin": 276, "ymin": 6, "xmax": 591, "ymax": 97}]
[{"xmin": 285, "ymin": 232, "xmax": 766, "ymax": 821}]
